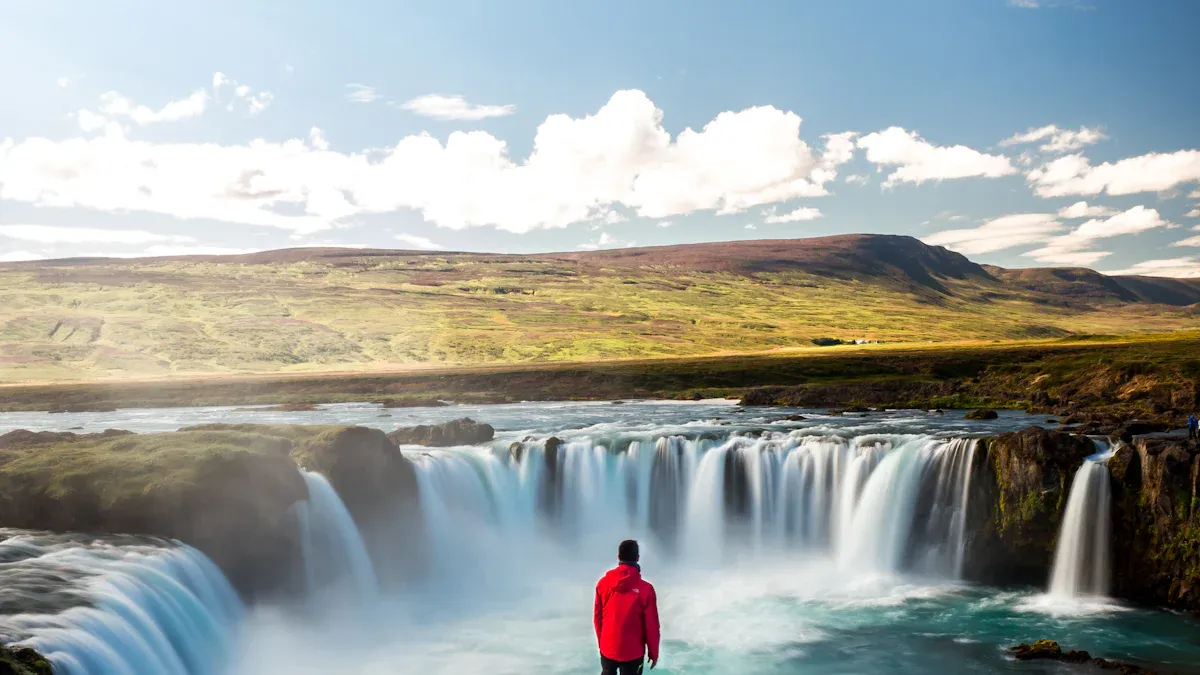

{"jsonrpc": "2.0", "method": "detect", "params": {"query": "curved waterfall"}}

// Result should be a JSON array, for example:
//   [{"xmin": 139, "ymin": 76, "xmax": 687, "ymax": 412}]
[
  {"xmin": 0, "ymin": 531, "xmax": 243, "ymax": 675},
  {"xmin": 1, "ymin": 427, "xmax": 1056, "ymax": 674}
]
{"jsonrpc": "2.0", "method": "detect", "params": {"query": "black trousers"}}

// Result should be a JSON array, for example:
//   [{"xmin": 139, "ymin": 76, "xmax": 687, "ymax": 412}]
[{"xmin": 600, "ymin": 654, "xmax": 644, "ymax": 675}]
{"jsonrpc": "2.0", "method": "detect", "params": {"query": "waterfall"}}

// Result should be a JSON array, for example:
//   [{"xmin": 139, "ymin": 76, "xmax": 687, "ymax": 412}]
[
  {"xmin": 431, "ymin": 431, "xmax": 989, "ymax": 576},
  {"xmin": 297, "ymin": 471, "xmax": 380, "ymax": 601},
  {"xmin": 0, "ymin": 533, "xmax": 243, "ymax": 675},
  {"xmin": 1048, "ymin": 455, "xmax": 1112, "ymax": 599}
]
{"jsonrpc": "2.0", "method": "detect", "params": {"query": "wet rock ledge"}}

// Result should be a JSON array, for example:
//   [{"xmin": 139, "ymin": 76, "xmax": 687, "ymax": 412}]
[{"xmin": 0, "ymin": 644, "xmax": 53, "ymax": 675}]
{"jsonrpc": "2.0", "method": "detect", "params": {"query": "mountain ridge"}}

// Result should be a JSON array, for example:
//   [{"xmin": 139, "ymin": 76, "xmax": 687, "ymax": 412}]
[{"xmin": 1, "ymin": 234, "xmax": 1196, "ymax": 381}]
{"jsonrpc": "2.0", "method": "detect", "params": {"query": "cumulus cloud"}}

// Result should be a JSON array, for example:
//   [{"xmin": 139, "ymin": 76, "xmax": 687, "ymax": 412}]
[
  {"xmin": 1101, "ymin": 257, "xmax": 1200, "ymax": 279},
  {"xmin": 1025, "ymin": 205, "xmax": 1173, "ymax": 265},
  {"xmin": 924, "ymin": 213, "xmax": 1063, "ymax": 254},
  {"xmin": 96, "ymin": 89, "xmax": 208, "ymax": 125},
  {"xmin": 745, "ymin": 224, "xmax": 757, "ymax": 230},
  {"xmin": 0, "ymin": 89, "xmax": 853, "ymax": 234},
  {"xmin": 346, "ymin": 84, "xmax": 381, "ymax": 104},
  {"xmin": 1057, "ymin": 200, "xmax": 1117, "ymax": 219},
  {"xmin": 0, "ymin": 224, "xmax": 194, "ymax": 244},
  {"xmin": 763, "ymin": 206, "xmax": 823, "ymax": 223},
  {"xmin": 1000, "ymin": 125, "xmax": 1106, "ymax": 153},
  {"xmin": 395, "ymin": 233, "xmax": 445, "ymax": 250},
  {"xmin": 1027, "ymin": 149, "xmax": 1200, "ymax": 197},
  {"xmin": 857, "ymin": 127, "xmax": 1016, "ymax": 187},
  {"xmin": 844, "ymin": 174, "xmax": 869, "ymax": 185},
  {"xmin": 396, "ymin": 94, "xmax": 516, "ymax": 121},
  {"xmin": 1172, "ymin": 232, "xmax": 1200, "ymax": 247}
]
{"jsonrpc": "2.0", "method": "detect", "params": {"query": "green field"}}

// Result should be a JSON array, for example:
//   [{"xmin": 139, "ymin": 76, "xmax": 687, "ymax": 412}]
[{"xmin": 2, "ymin": 236, "xmax": 1197, "ymax": 383}]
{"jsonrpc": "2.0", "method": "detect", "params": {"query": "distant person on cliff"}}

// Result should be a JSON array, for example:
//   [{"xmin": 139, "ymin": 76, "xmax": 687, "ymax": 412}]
[
  {"xmin": 1189, "ymin": 413, "xmax": 1198, "ymax": 441},
  {"xmin": 594, "ymin": 539, "xmax": 661, "ymax": 674}
]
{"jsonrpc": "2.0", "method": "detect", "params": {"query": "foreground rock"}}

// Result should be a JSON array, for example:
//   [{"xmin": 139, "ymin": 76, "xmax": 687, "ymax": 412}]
[
  {"xmin": 1008, "ymin": 640, "xmax": 1157, "ymax": 673},
  {"xmin": 0, "ymin": 644, "xmax": 52, "ymax": 675},
  {"xmin": 1108, "ymin": 432, "xmax": 1200, "ymax": 610},
  {"xmin": 0, "ymin": 424, "xmax": 423, "ymax": 599},
  {"xmin": 388, "ymin": 417, "xmax": 494, "ymax": 446},
  {"xmin": 966, "ymin": 427, "xmax": 1094, "ymax": 585}
]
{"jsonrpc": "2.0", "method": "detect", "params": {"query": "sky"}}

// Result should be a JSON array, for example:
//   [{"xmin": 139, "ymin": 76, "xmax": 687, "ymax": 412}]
[{"xmin": 1, "ymin": 0, "xmax": 1199, "ymax": 276}]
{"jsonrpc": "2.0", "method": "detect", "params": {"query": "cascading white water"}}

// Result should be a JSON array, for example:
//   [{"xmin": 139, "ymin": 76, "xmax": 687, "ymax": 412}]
[
  {"xmin": 1048, "ymin": 453, "xmax": 1113, "ymax": 599},
  {"xmin": 0, "ymin": 533, "xmax": 243, "ymax": 675},
  {"xmin": 411, "ymin": 431, "xmax": 988, "ymax": 577},
  {"xmin": 296, "ymin": 471, "xmax": 380, "ymax": 601}
]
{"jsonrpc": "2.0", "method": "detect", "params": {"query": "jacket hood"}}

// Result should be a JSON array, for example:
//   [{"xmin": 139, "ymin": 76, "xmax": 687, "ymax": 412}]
[{"xmin": 603, "ymin": 563, "xmax": 642, "ymax": 591}]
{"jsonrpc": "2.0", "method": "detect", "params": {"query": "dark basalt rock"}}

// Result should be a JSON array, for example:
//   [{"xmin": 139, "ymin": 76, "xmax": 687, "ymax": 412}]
[
  {"xmin": 1008, "ymin": 640, "xmax": 1157, "ymax": 673},
  {"xmin": 0, "ymin": 644, "xmax": 53, "ymax": 675},
  {"xmin": 1109, "ymin": 432, "xmax": 1200, "ymax": 610},
  {"xmin": 965, "ymin": 426, "xmax": 1094, "ymax": 585},
  {"xmin": 374, "ymin": 398, "xmax": 449, "ymax": 408},
  {"xmin": 965, "ymin": 408, "xmax": 999, "ymax": 420},
  {"xmin": 387, "ymin": 417, "xmax": 494, "ymax": 447}
]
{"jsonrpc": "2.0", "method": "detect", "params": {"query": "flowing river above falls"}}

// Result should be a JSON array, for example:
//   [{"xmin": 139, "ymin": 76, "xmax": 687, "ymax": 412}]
[{"xmin": 2, "ymin": 400, "xmax": 1199, "ymax": 674}]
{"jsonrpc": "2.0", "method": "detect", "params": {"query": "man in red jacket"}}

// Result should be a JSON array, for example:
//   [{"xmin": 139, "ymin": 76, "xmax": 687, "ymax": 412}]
[{"xmin": 594, "ymin": 540, "xmax": 661, "ymax": 674}]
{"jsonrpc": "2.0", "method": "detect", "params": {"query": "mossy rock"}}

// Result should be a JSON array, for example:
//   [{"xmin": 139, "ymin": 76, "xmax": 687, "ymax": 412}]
[{"xmin": 0, "ymin": 644, "xmax": 53, "ymax": 675}]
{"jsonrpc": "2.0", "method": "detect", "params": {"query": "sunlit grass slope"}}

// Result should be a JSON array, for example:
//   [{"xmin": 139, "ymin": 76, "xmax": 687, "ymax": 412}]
[{"xmin": 0, "ymin": 235, "xmax": 1196, "ymax": 382}]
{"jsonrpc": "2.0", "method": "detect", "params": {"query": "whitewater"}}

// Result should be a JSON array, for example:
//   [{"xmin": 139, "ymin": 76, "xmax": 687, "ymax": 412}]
[{"xmin": 2, "ymin": 401, "xmax": 1198, "ymax": 674}]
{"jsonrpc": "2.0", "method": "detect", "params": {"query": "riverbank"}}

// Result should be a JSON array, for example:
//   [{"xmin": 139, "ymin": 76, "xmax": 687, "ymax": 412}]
[{"xmin": 1, "ymin": 333, "xmax": 1197, "ymax": 427}]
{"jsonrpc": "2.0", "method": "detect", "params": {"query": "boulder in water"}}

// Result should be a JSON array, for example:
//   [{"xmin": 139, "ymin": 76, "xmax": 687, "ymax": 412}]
[
  {"xmin": 387, "ymin": 418, "xmax": 494, "ymax": 447},
  {"xmin": 375, "ymin": 397, "xmax": 449, "ymax": 408},
  {"xmin": 965, "ymin": 408, "xmax": 998, "ymax": 420},
  {"xmin": 0, "ymin": 644, "xmax": 52, "ymax": 675},
  {"xmin": 1008, "ymin": 641, "xmax": 1157, "ymax": 673}
]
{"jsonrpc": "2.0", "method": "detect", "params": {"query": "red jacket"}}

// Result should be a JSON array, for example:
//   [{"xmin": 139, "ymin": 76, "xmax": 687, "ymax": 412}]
[{"xmin": 594, "ymin": 563, "xmax": 660, "ymax": 662}]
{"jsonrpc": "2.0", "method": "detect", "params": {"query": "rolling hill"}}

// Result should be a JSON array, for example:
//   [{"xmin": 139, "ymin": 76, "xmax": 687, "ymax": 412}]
[{"xmin": 0, "ymin": 234, "xmax": 1197, "ymax": 382}]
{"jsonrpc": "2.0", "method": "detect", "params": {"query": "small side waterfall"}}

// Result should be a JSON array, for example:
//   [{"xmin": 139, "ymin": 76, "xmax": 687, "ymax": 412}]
[
  {"xmin": 297, "ymin": 471, "xmax": 380, "ymax": 601},
  {"xmin": 1048, "ymin": 448, "xmax": 1113, "ymax": 599}
]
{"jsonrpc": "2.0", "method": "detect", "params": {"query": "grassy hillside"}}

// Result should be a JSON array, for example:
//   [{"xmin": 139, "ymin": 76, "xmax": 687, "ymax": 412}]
[{"xmin": 0, "ymin": 235, "xmax": 1196, "ymax": 382}]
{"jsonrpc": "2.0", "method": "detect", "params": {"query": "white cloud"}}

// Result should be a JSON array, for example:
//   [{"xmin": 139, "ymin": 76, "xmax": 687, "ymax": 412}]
[
  {"xmin": 1010, "ymin": 0, "xmax": 1040, "ymax": 6},
  {"xmin": 1188, "ymin": 209, "xmax": 1200, "ymax": 218},
  {"xmin": 0, "ymin": 89, "xmax": 856, "ymax": 235},
  {"xmin": 0, "ymin": 224, "xmax": 195, "ymax": 244},
  {"xmin": 1027, "ymin": 250, "xmax": 1112, "ymax": 266},
  {"xmin": 745, "ymin": 224, "xmax": 757, "ymax": 230},
  {"xmin": 1101, "ymin": 257, "xmax": 1200, "ymax": 279},
  {"xmin": 763, "ymin": 205, "xmax": 823, "ymax": 223},
  {"xmin": 0, "ymin": 250, "xmax": 44, "ymax": 262},
  {"xmin": 1025, "ymin": 205, "xmax": 1173, "ymax": 265},
  {"xmin": 213, "ymin": 72, "xmax": 273, "ymax": 115},
  {"xmin": 346, "ymin": 84, "xmax": 381, "ymax": 104},
  {"xmin": 1000, "ymin": 125, "xmax": 1106, "ymax": 153},
  {"xmin": 924, "ymin": 213, "xmax": 1063, "ymax": 254},
  {"xmin": 97, "ymin": 89, "xmax": 208, "ymax": 125},
  {"xmin": 56, "ymin": 77, "xmax": 71, "ymax": 88},
  {"xmin": 1057, "ymin": 200, "xmax": 1117, "ymax": 219},
  {"xmin": 1172, "ymin": 233, "xmax": 1200, "ymax": 247},
  {"xmin": 657, "ymin": 220, "xmax": 673, "ymax": 228},
  {"xmin": 577, "ymin": 231, "xmax": 633, "ymax": 250},
  {"xmin": 397, "ymin": 94, "xmax": 516, "ymax": 121},
  {"xmin": 857, "ymin": 127, "xmax": 1016, "ymax": 187},
  {"xmin": 844, "ymin": 174, "xmax": 869, "ymax": 185},
  {"xmin": 395, "ymin": 233, "xmax": 445, "ymax": 250},
  {"xmin": 1027, "ymin": 149, "xmax": 1200, "ymax": 197}
]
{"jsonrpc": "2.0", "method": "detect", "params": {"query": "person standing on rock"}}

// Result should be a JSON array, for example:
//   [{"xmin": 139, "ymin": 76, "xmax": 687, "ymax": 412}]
[
  {"xmin": 1189, "ymin": 413, "xmax": 1198, "ymax": 441},
  {"xmin": 594, "ymin": 540, "xmax": 661, "ymax": 674}
]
